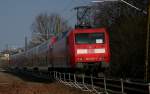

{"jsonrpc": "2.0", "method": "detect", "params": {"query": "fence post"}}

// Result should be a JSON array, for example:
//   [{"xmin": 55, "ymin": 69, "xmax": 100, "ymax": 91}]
[
  {"xmin": 63, "ymin": 73, "xmax": 66, "ymax": 81},
  {"xmin": 104, "ymin": 76, "xmax": 107, "ymax": 93},
  {"xmin": 91, "ymin": 75, "xmax": 94, "ymax": 89},
  {"xmin": 82, "ymin": 74, "xmax": 85, "ymax": 85},
  {"xmin": 74, "ymin": 74, "xmax": 76, "ymax": 84},
  {"xmin": 69, "ymin": 73, "xmax": 71, "ymax": 81},
  {"xmin": 121, "ymin": 79, "xmax": 124, "ymax": 94}
]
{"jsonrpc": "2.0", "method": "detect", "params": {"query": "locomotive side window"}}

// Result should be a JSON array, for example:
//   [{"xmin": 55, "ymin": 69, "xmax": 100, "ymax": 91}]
[{"xmin": 75, "ymin": 33, "xmax": 105, "ymax": 44}]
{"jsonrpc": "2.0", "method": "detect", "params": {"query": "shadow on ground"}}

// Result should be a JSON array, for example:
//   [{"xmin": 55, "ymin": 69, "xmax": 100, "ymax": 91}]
[{"xmin": 4, "ymin": 69, "xmax": 54, "ymax": 83}]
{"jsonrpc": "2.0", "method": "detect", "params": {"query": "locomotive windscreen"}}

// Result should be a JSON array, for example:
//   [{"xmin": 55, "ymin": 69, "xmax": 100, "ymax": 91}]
[{"xmin": 75, "ymin": 33, "xmax": 105, "ymax": 44}]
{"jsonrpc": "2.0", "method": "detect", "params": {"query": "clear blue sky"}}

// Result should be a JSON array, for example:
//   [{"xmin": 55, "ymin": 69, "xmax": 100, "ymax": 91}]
[{"xmin": 0, "ymin": 0, "xmax": 91, "ymax": 51}]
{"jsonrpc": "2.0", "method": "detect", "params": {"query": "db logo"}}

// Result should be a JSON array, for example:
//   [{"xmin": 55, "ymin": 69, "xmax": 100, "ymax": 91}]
[
  {"xmin": 89, "ymin": 46, "xmax": 92, "ymax": 49},
  {"xmin": 88, "ymin": 49, "xmax": 94, "ymax": 53}
]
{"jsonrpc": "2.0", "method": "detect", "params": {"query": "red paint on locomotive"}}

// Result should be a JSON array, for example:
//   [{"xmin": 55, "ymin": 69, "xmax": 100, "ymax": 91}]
[{"xmin": 67, "ymin": 28, "xmax": 110, "ymax": 68}]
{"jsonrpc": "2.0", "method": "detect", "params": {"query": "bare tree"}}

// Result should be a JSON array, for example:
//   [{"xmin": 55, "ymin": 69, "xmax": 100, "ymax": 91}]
[{"xmin": 30, "ymin": 13, "xmax": 71, "ymax": 46}]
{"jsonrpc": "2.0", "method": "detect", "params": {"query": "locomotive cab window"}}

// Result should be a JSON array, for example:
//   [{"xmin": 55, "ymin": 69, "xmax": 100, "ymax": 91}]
[{"xmin": 75, "ymin": 33, "xmax": 105, "ymax": 44}]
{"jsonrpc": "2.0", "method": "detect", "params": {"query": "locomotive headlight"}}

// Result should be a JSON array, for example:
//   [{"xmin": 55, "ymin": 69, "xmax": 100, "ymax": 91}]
[
  {"xmin": 101, "ymin": 57, "xmax": 105, "ymax": 60},
  {"xmin": 94, "ymin": 48, "xmax": 105, "ymax": 53},
  {"xmin": 77, "ymin": 57, "xmax": 83, "ymax": 61},
  {"xmin": 77, "ymin": 49, "xmax": 87, "ymax": 54},
  {"xmin": 79, "ymin": 58, "xmax": 83, "ymax": 60},
  {"xmin": 100, "ymin": 57, "xmax": 106, "ymax": 61}
]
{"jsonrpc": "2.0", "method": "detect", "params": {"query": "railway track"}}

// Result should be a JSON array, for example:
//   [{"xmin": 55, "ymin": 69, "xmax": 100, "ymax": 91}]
[{"xmin": 7, "ymin": 69, "xmax": 150, "ymax": 94}]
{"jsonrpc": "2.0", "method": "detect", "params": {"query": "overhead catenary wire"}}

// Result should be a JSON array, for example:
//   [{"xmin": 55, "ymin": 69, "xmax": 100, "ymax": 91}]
[
  {"xmin": 120, "ymin": 0, "xmax": 147, "ymax": 14},
  {"xmin": 59, "ymin": 0, "xmax": 81, "ymax": 27},
  {"xmin": 91, "ymin": 0, "xmax": 147, "ymax": 14}
]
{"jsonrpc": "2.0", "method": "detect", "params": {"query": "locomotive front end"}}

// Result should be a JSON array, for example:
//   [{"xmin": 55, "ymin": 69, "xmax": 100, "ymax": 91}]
[{"xmin": 74, "ymin": 28, "xmax": 110, "ymax": 69}]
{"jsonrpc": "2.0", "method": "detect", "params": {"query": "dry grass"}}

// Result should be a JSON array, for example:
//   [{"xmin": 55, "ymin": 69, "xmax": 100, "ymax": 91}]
[{"xmin": 0, "ymin": 72, "xmax": 91, "ymax": 94}]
